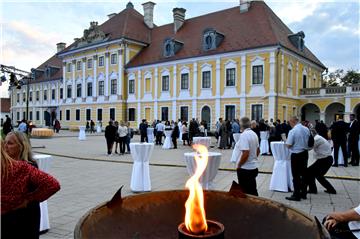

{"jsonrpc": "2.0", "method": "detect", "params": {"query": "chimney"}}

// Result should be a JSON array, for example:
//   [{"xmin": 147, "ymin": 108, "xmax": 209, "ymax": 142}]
[
  {"xmin": 173, "ymin": 8, "xmax": 186, "ymax": 33},
  {"xmin": 56, "ymin": 42, "xmax": 66, "ymax": 53},
  {"xmin": 142, "ymin": 1, "xmax": 156, "ymax": 29},
  {"xmin": 107, "ymin": 13, "xmax": 116, "ymax": 19},
  {"xmin": 240, "ymin": 0, "xmax": 250, "ymax": 13}
]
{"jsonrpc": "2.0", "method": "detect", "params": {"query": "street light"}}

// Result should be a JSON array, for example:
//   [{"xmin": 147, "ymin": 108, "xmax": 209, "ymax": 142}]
[{"xmin": 0, "ymin": 64, "xmax": 33, "ymax": 122}]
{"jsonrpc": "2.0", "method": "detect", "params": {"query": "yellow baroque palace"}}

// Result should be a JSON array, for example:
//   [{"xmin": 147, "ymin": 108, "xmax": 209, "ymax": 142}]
[{"xmin": 9, "ymin": 1, "xmax": 360, "ymax": 129}]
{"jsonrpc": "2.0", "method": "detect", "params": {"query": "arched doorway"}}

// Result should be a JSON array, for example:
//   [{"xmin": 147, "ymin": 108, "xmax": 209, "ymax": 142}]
[
  {"xmin": 300, "ymin": 103, "xmax": 320, "ymax": 125},
  {"xmin": 201, "ymin": 106, "xmax": 211, "ymax": 129},
  {"xmin": 44, "ymin": 111, "xmax": 51, "ymax": 127},
  {"xmin": 325, "ymin": 102, "xmax": 345, "ymax": 126},
  {"xmin": 353, "ymin": 103, "xmax": 360, "ymax": 121}
]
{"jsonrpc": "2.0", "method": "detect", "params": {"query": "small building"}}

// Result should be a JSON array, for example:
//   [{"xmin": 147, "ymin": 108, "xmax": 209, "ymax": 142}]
[{"xmin": 1, "ymin": 98, "xmax": 11, "ymax": 125}]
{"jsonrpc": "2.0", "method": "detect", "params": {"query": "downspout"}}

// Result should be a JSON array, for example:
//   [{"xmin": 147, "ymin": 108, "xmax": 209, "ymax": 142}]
[{"xmin": 275, "ymin": 44, "xmax": 281, "ymax": 120}]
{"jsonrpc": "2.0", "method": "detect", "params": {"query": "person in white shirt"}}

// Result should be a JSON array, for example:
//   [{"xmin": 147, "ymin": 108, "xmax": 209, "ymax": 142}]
[
  {"xmin": 324, "ymin": 204, "xmax": 360, "ymax": 239},
  {"xmin": 155, "ymin": 121, "xmax": 165, "ymax": 145},
  {"xmin": 306, "ymin": 129, "xmax": 336, "ymax": 194},
  {"xmin": 234, "ymin": 117, "xmax": 260, "ymax": 196},
  {"xmin": 118, "ymin": 121, "xmax": 128, "ymax": 155},
  {"xmin": 285, "ymin": 116, "xmax": 310, "ymax": 201}
]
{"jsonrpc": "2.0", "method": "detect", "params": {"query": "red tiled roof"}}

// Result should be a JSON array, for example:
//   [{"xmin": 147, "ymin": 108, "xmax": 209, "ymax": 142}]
[
  {"xmin": 127, "ymin": 1, "xmax": 325, "ymax": 69},
  {"xmin": 32, "ymin": 54, "xmax": 62, "ymax": 83},
  {"xmin": 1, "ymin": 98, "xmax": 11, "ymax": 113}
]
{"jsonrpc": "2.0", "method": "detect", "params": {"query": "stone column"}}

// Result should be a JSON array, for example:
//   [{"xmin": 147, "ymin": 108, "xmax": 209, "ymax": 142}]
[
  {"xmin": 319, "ymin": 112, "xmax": 325, "ymax": 122},
  {"xmin": 62, "ymin": 62, "xmax": 66, "ymax": 100},
  {"xmin": 344, "ymin": 86, "xmax": 352, "ymax": 122},
  {"xmin": 72, "ymin": 60, "xmax": 76, "ymax": 102},
  {"xmin": 268, "ymin": 52, "xmax": 276, "ymax": 120},
  {"xmin": 137, "ymin": 70, "xmax": 141, "ymax": 125}
]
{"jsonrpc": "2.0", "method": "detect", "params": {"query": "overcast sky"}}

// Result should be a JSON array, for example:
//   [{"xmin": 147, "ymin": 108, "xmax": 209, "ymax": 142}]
[{"xmin": 0, "ymin": 0, "xmax": 359, "ymax": 97}]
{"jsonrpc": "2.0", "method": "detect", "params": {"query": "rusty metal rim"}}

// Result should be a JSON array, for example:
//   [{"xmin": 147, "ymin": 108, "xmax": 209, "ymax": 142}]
[{"xmin": 74, "ymin": 189, "xmax": 316, "ymax": 238}]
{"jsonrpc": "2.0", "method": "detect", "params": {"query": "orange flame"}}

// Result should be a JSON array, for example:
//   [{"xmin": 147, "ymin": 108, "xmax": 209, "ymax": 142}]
[{"xmin": 184, "ymin": 144, "xmax": 208, "ymax": 234}]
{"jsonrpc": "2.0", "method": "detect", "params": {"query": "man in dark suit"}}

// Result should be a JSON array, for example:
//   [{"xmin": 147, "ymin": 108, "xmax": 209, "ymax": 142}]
[
  {"xmin": 348, "ymin": 114, "xmax": 359, "ymax": 166},
  {"xmin": 139, "ymin": 119, "xmax": 148, "ymax": 143},
  {"xmin": 330, "ymin": 115, "xmax": 348, "ymax": 167}
]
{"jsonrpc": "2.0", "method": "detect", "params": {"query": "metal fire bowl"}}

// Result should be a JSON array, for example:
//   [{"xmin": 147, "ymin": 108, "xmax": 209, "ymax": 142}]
[{"xmin": 74, "ymin": 185, "xmax": 330, "ymax": 239}]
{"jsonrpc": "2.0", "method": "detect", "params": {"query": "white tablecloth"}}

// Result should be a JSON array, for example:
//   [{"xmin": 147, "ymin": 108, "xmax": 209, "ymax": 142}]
[
  {"xmin": 96, "ymin": 125, "xmax": 101, "ymax": 133},
  {"xmin": 78, "ymin": 126, "xmax": 86, "ymax": 140},
  {"xmin": 130, "ymin": 143, "xmax": 154, "ymax": 192},
  {"xmin": 269, "ymin": 142, "xmax": 293, "ymax": 192},
  {"xmin": 233, "ymin": 133, "xmax": 241, "ymax": 143},
  {"xmin": 184, "ymin": 152, "xmax": 222, "ymax": 190},
  {"xmin": 193, "ymin": 137, "xmax": 212, "ymax": 148},
  {"xmin": 260, "ymin": 131, "xmax": 269, "ymax": 155},
  {"xmin": 162, "ymin": 130, "xmax": 173, "ymax": 149},
  {"xmin": 33, "ymin": 154, "xmax": 52, "ymax": 232},
  {"xmin": 147, "ymin": 128, "xmax": 155, "ymax": 143}
]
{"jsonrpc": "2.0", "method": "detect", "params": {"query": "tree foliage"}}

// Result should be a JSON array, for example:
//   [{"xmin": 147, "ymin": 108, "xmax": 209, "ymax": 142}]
[{"xmin": 323, "ymin": 69, "xmax": 360, "ymax": 87}]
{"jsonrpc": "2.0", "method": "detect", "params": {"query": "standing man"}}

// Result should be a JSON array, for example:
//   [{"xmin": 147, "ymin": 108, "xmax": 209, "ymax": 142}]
[
  {"xmin": 3, "ymin": 115, "xmax": 13, "ymax": 136},
  {"xmin": 171, "ymin": 122, "xmax": 179, "ymax": 149},
  {"xmin": 105, "ymin": 121, "xmax": 117, "ymax": 155},
  {"xmin": 155, "ymin": 121, "xmax": 165, "ymax": 145},
  {"xmin": 18, "ymin": 119, "xmax": 28, "ymax": 134},
  {"xmin": 348, "ymin": 114, "xmax": 359, "ymax": 166},
  {"xmin": 139, "ymin": 119, "xmax": 148, "ymax": 143},
  {"xmin": 285, "ymin": 116, "xmax": 310, "ymax": 201},
  {"xmin": 330, "ymin": 115, "xmax": 348, "ymax": 167},
  {"xmin": 234, "ymin": 117, "xmax": 260, "ymax": 196}
]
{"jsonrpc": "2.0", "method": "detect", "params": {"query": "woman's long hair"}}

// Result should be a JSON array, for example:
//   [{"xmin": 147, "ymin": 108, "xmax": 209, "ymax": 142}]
[
  {"xmin": 1, "ymin": 140, "xmax": 14, "ymax": 180},
  {"xmin": 6, "ymin": 131, "xmax": 33, "ymax": 163}
]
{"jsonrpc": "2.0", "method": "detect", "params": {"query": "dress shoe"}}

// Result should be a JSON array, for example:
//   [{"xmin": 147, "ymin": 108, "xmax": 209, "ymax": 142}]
[
  {"xmin": 300, "ymin": 194, "xmax": 307, "ymax": 200},
  {"xmin": 324, "ymin": 190, "xmax": 337, "ymax": 194},
  {"xmin": 332, "ymin": 164, "xmax": 338, "ymax": 167},
  {"xmin": 285, "ymin": 195, "xmax": 301, "ymax": 201}
]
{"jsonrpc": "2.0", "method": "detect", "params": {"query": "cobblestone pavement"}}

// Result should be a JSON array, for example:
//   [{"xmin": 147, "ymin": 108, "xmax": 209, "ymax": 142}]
[{"xmin": 29, "ymin": 131, "xmax": 359, "ymax": 239}]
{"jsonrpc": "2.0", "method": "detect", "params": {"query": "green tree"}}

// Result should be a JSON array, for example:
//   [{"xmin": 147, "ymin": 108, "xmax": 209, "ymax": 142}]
[
  {"xmin": 323, "ymin": 69, "xmax": 360, "ymax": 87},
  {"xmin": 341, "ymin": 70, "xmax": 360, "ymax": 86}
]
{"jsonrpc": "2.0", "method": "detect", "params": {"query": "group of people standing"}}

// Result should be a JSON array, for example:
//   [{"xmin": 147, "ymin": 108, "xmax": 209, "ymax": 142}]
[{"xmin": 104, "ymin": 120, "xmax": 133, "ymax": 155}]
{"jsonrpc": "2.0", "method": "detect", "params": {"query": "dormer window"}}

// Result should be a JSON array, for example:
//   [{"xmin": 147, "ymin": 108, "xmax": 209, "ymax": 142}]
[
  {"xmin": 288, "ymin": 31, "xmax": 305, "ymax": 52},
  {"xmin": 163, "ymin": 38, "xmax": 183, "ymax": 58},
  {"xmin": 203, "ymin": 28, "xmax": 224, "ymax": 51}
]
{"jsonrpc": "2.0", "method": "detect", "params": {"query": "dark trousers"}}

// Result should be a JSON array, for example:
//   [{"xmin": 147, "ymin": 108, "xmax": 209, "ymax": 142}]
[
  {"xmin": 126, "ymin": 136, "xmax": 131, "ymax": 152},
  {"xmin": 140, "ymin": 133, "xmax": 148, "ymax": 143},
  {"xmin": 290, "ymin": 150, "xmax": 308, "ymax": 198},
  {"xmin": 106, "ymin": 138, "xmax": 114, "ymax": 154},
  {"xmin": 333, "ymin": 140, "xmax": 347, "ymax": 166},
  {"xmin": 306, "ymin": 156, "xmax": 336, "ymax": 193},
  {"xmin": 349, "ymin": 141, "xmax": 359, "ymax": 166},
  {"xmin": 236, "ymin": 168, "xmax": 259, "ymax": 196},
  {"xmin": 156, "ymin": 131, "xmax": 163, "ymax": 145},
  {"xmin": 119, "ymin": 136, "xmax": 126, "ymax": 154},
  {"xmin": 172, "ymin": 137, "xmax": 177, "ymax": 149}
]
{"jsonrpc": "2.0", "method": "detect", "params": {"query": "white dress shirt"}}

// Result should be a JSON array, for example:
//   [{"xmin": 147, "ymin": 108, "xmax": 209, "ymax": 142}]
[
  {"xmin": 234, "ymin": 128, "xmax": 259, "ymax": 170},
  {"xmin": 313, "ymin": 135, "xmax": 332, "ymax": 159},
  {"xmin": 286, "ymin": 123, "xmax": 310, "ymax": 154},
  {"xmin": 349, "ymin": 204, "xmax": 360, "ymax": 239}
]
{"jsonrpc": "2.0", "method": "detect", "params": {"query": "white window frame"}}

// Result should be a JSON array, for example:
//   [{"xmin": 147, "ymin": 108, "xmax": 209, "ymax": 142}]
[
  {"xmin": 224, "ymin": 60, "xmax": 237, "ymax": 87},
  {"xmin": 98, "ymin": 56, "xmax": 104, "ymax": 67},
  {"xmin": 287, "ymin": 62, "xmax": 293, "ymax": 88},
  {"xmin": 180, "ymin": 66, "xmax": 190, "ymax": 90},
  {"xmin": 179, "ymin": 105, "xmax": 189, "ymax": 122},
  {"xmin": 144, "ymin": 71, "xmax": 152, "ymax": 94},
  {"xmin": 128, "ymin": 108, "xmax": 136, "ymax": 122},
  {"xmin": 160, "ymin": 106, "xmax": 169, "ymax": 121},
  {"xmin": 75, "ymin": 108, "xmax": 81, "ymax": 121},
  {"xmin": 65, "ymin": 108, "xmax": 71, "ymax": 121},
  {"xmin": 85, "ymin": 108, "xmax": 91, "ymax": 121},
  {"xmin": 128, "ymin": 79, "xmax": 135, "ymax": 94},
  {"xmin": 250, "ymin": 103, "xmax": 264, "ymax": 121},
  {"xmin": 250, "ymin": 56, "xmax": 265, "ymax": 85},
  {"xmin": 224, "ymin": 104, "xmax": 236, "ymax": 121},
  {"xmin": 200, "ymin": 105, "xmax": 212, "ymax": 128},
  {"xmin": 110, "ymin": 53, "xmax": 117, "ymax": 65},
  {"xmin": 201, "ymin": 63, "xmax": 212, "ymax": 89},
  {"xmin": 109, "ymin": 107, "xmax": 116, "ymax": 121},
  {"xmin": 96, "ymin": 107, "xmax": 103, "ymax": 122}
]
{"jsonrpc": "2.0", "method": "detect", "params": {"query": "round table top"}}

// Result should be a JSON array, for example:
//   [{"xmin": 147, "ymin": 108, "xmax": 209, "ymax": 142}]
[
  {"xmin": 193, "ymin": 137, "xmax": 211, "ymax": 140},
  {"xmin": 32, "ymin": 128, "xmax": 53, "ymax": 131},
  {"xmin": 184, "ymin": 152, "xmax": 221, "ymax": 157},
  {"xmin": 33, "ymin": 154, "xmax": 52, "ymax": 160},
  {"xmin": 130, "ymin": 142, "xmax": 154, "ymax": 146}
]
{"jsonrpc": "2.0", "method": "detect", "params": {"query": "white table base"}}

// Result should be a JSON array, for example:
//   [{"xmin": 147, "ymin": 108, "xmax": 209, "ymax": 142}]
[
  {"xmin": 184, "ymin": 152, "xmax": 222, "ymax": 190},
  {"xmin": 162, "ymin": 130, "xmax": 173, "ymax": 149},
  {"xmin": 130, "ymin": 143, "xmax": 154, "ymax": 192},
  {"xmin": 147, "ymin": 128, "xmax": 155, "ymax": 143},
  {"xmin": 33, "ymin": 154, "xmax": 52, "ymax": 232},
  {"xmin": 269, "ymin": 142, "xmax": 293, "ymax": 192},
  {"xmin": 193, "ymin": 137, "xmax": 211, "ymax": 148},
  {"xmin": 78, "ymin": 126, "xmax": 86, "ymax": 140}
]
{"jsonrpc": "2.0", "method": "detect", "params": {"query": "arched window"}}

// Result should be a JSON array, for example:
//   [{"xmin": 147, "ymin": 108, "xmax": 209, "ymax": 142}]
[{"xmin": 201, "ymin": 106, "xmax": 211, "ymax": 127}]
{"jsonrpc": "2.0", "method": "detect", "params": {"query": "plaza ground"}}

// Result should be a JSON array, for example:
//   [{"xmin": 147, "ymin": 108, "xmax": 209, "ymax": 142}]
[{"xmin": 29, "ymin": 131, "xmax": 360, "ymax": 239}]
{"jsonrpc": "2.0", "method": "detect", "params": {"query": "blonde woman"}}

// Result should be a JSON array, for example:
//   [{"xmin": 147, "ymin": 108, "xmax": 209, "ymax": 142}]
[{"xmin": 1, "ymin": 140, "xmax": 60, "ymax": 239}]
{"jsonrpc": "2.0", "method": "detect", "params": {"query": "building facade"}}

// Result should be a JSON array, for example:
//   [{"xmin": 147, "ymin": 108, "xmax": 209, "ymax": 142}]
[{"xmin": 9, "ymin": 1, "xmax": 360, "ymax": 129}]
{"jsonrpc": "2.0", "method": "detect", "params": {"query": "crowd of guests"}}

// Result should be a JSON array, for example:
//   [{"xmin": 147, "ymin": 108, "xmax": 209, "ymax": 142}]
[
  {"xmin": 104, "ymin": 120, "xmax": 134, "ymax": 155},
  {"xmin": 1, "ymin": 131, "xmax": 61, "ymax": 238}
]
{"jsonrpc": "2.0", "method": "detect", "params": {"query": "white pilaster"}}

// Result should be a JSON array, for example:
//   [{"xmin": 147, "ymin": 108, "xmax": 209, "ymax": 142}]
[
  {"xmin": 137, "ymin": 70, "xmax": 141, "ymax": 100},
  {"xmin": 125, "ymin": 44, "xmax": 130, "ymax": 64},
  {"xmin": 105, "ymin": 53, "xmax": 109, "ymax": 97},
  {"xmin": 268, "ymin": 96, "xmax": 275, "ymax": 120},
  {"xmin": 215, "ymin": 58, "xmax": 221, "ymax": 120},
  {"xmin": 280, "ymin": 54, "xmax": 284, "ymax": 94},
  {"xmin": 118, "ymin": 48, "xmax": 123, "ymax": 99},
  {"xmin": 295, "ymin": 62, "xmax": 299, "ymax": 96},
  {"xmin": 93, "ymin": 56, "xmax": 97, "ymax": 99},
  {"xmin": 62, "ymin": 63, "xmax": 66, "ymax": 99},
  {"xmin": 72, "ymin": 60, "xmax": 76, "ymax": 100},
  {"xmin": 320, "ymin": 112, "xmax": 325, "ymax": 122},
  {"xmin": 172, "ymin": 64, "xmax": 177, "ymax": 121},
  {"xmin": 344, "ymin": 86, "xmax": 352, "ymax": 122},
  {"xmin": 154, "ymin": 67, "xmax": 158, "ymax": 120},
  {"xmin": 82, "ymin": 58, "xmax": 86, "ymax": 99},
  {"xmin": 137, "ymin": 102, "xmax": 141, "ymax": 126},
  {"xmin": 269, "ymin": 52, "xmax": 275, "ymax": 95},
  {"xmin": 192, "ymin": 62, "xmax": 198, "ymax": 118},
  {"xmin": 240, "ymin": 56, "xmax": 246, "ymax": 118}
]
